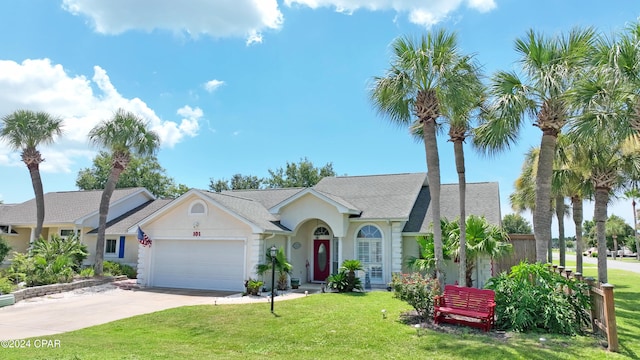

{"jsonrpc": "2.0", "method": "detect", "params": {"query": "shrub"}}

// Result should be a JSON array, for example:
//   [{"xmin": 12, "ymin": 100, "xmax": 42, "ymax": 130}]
[
  {"xmin": 101, "ymin": 261, "xmax": 137, "ymax": 278},
  {"xmin": 7, "ymin": 251, "xmax": 75, "ymax": 286},
  {"xmin": 0, "ymin": 236, "xmax": 11, "ymax": 264},
  {"xmin": 32, "ymin": 234, "xmax": 88, "ymax": 271},
  {"xmin": 120, "ymin": 264, "xmax": 137, "ymax": 279},
  {"xmin": 0, "ymin": 277, "xmax": 13, "ymax": 294},
  {"xmin": 590, "ymin": 252, "xmax": 598, "ymax": 258},
  {"xmin": 390, "ymin": 273, "xmax": 440, "ymax": 320},
  {"xmin": 327, "ymin": 260, "xmax": 363, "ymax": 292},
  {"xmin": 79, "ymin": 267, "xmax": 95, "ymax": 278},
  {"xmin": 485, "ymin": 262, "xmax": 591, "ymax": 335},
  {"xmin": 245, "ymin": 278, "xmax": 263, "ymax": 296}
]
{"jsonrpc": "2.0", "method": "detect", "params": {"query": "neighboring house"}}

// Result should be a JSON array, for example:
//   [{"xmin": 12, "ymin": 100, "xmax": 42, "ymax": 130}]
[
  {"xmin": 134, "ymin": 173, "xmax": 502, "ymax": 292},
  {"xmin": 0, "ymin": 188, "xmax": 167, "ymax": 267},
  {"xmin": 0, "ymin": 173, "xmax": 502, "ymax": 292}
]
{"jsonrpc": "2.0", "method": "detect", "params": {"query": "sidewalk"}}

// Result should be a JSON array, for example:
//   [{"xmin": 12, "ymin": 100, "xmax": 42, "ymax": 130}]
[{"xmin": 555, "ymin": 253, "xmax": 640, "ymax": 274}]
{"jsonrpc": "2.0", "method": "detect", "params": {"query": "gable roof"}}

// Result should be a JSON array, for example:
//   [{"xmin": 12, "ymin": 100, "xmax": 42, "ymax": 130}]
[
  {"xmin": 403, "ymin": 182, "xmax": 501, "ymax": 233},
  {"xmin": 314, "ymin": 173, "xmax": 427, "ymax": 219},
  {"xmin": 201, "ymin": 191, "xmax": 290, "ymax": 232},
  {"xmin": 0, "ymin": 188, "xmax": 152, "ymax": 225},
  {"xmin": 87, "ymin": 199, "xmax": 173, "ymax": 235},
  {"xmin": 269, "ymin": 188, "xmax": 361, "ymax": 215}
]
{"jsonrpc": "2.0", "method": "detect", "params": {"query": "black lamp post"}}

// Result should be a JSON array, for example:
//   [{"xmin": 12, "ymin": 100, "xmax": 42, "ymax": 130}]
[{"xmin": 270, "ymin": 245, "xmax": 277, "ymax": 313}]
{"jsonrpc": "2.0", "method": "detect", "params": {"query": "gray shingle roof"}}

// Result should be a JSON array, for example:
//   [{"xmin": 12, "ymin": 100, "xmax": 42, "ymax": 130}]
[
  {"xmin": 0, "ymin": 188, "xmax": 149, "ymax": 225},
  {"xmin": 314, "ymin": 173, "xmax": 427, "ymax": 219},
  {"xmin": 202, "ymin": 191, "xmax": 290, "ymax": 232},
  {"xmin": 222, "ymin": 188, "xmax": 304, "ymax": 209},
  {"xmin": 403, "ymin": 182, "xmax": 502, "ymax": 233},
  {"xmin": 87, "ymin": 199, "xmax": 173, "ymax": 234}
]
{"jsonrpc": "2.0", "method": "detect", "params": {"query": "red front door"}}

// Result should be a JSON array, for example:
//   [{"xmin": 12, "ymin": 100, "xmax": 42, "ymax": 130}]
[{"xmin": 313, "ymin": 239, "xmax": 330, "ymax": 282}]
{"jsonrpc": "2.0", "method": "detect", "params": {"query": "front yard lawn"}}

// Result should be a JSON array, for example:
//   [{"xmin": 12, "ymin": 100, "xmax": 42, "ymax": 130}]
[{"xmin": 4, "ymin": 267, "xmax": 638, "ymax": 359}]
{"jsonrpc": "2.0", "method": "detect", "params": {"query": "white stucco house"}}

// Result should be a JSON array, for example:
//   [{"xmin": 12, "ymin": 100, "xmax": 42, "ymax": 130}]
[{"xmin": 1, "ymin": 173, "xmax": 502, "ymax": 292}]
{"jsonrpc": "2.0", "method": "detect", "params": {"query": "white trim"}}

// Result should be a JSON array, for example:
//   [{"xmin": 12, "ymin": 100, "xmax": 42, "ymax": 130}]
[
  {"xmin": 354, "ymin": 223, "xmax": 384, "ymax": 284},
  {"xmin": 74, "ymin": 188, "xmax": 155, "ymax": 225},
  {"xmin": 104, "ymin": 238, "xmax": 119, "ymax": 258}
]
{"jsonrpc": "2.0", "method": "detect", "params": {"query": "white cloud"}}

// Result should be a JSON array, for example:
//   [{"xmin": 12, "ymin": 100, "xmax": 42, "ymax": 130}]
[
  {"xmin": 204, "ymin": 79, "xmax": 225, "ymax": 93},
  {"xmin": 62, "ymin": 0, "xmax": 283, "ymax": 45},
  {"xmin": 0, "ymin": 58, "xmax": 200, "ymax": 172},
  {"xmin": 285, "ymin": 0, "xmax": 496, "ymax": 27}
]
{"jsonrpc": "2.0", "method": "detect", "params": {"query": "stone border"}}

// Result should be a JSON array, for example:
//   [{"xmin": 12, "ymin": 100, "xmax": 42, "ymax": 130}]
[{"xmin": 12, "ymin": 276, "xmax": 128, "ymax": 303}]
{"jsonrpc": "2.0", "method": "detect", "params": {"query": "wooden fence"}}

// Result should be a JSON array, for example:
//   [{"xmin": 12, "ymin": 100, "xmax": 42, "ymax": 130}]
[
  {"xmin": 494, "ymin": 234, "xmax": 536, "ymax": 274},
  {"xmin": 549, "ymin": 265, "xmax": 619, "ymax": 352}
]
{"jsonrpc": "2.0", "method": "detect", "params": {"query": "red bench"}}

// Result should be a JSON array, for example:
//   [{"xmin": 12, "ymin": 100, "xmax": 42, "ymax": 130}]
[{"xmin": 433, "ymin": 285, "xmax": 496, "ymax": 332}]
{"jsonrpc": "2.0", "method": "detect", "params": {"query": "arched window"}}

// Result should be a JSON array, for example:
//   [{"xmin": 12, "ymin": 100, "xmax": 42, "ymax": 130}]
[
  {"xmin": 314, "ymin": 226, "xmax": 330, "ymax": 236},
  {"xmin": 189, "ymin": 201, "xmax": 207, "ymax": 216},
  {"xmin": 356, "ymin": 225, "xmax": 383, "ymax": 284}
]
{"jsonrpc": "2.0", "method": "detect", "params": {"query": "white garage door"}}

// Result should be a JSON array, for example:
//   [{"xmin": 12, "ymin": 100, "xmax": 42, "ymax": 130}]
[{"xmin": 151, "ymin": 239, "xmax": 245, "ymax": 291}]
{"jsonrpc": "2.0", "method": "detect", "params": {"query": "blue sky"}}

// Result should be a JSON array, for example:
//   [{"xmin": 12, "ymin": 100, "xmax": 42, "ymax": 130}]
[{"xmin": 1, "ymin": 1, "xmax": 639, "ymax": 236}]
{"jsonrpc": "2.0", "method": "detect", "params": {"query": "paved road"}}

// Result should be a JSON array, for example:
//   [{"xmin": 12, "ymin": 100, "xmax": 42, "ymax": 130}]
[
  {"xmin": 556, "ymin": 253, "xmax": 640, "ymax": 274},
  {"xmin": 0, "ymin": 283, "xmax": 306, "ymax": 340}
]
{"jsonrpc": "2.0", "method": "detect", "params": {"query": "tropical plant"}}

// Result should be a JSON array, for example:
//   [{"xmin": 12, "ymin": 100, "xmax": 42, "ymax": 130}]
[
  {"xmin": 102, "ymin": 261, "xmax": 137, "ymax": 278},
  {"xmin": 32, "ymin": 234, "xmax": 88, "ymax": 272},
  {"xmin": 245, "ymin": 278, "xmax": 263, "ymax": 296},
  {"xmin": 0, "ymin": 110, "xmax": 63, "ymax": 240},
  {"xmin": 390, "ymin": 272, "xmax": 440, "ymax": 320},
  {"xmin": 474, "ymin": 28, "xmax": 596, "ymax": 263},
  {"xmin": 370, "ymin": 29, "xmax": 482, "ymax": 287},
  {"xmin": 485, "ymin": 262, "xmax": 591, "ymax": 335},
  {"xmin": 446, "ymin": 216, "xmax": 512, "ymax": 287},
  {"xmin": 0, "ymin": 277, "xmax": 13, "ymax": 294},
  {"xmin": 88, "ymin": 109, "xmax": 160, "ymax": 276},
  {"xmin": 256, "ymin": 247, "xmax": 292, "ymax": 290},
  {"xmin": 406, "ymin": 221, "xmax": 455, "ymax": 278},
  {"xmin": 0, "ymin": 236, "xmax": 11, "ymax": 264},
  {"xmin": 79, "ymin": 267, "xmax": 95, "ymax": 278},
  {"xmin": 327, "ymin": 259, "xmax": 363, "ymax": 292}
]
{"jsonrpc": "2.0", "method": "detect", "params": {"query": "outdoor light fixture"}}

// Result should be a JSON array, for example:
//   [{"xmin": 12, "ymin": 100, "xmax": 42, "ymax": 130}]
[{"xmin": 270, "ymin": 245, "xmax": 277, "ymax": 313}]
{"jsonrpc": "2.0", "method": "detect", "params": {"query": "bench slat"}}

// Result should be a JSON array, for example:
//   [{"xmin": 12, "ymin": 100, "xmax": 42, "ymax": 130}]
[{"xmin": 434, "ymin": 285, "xmax": 496, "ymax": 332}]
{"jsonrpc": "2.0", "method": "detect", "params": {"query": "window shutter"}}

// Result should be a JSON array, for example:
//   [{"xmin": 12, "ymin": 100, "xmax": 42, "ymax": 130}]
[{"xmin": 119, "ymin": 236, "xmax": 126, "ymax": 258}]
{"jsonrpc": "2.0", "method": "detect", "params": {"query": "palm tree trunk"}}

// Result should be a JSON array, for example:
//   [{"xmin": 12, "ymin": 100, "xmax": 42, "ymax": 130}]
[
  {"xmin": 94, "ymin": 166, "xmax": 124, "ymax": 276},
  {"xmin": 465, "ymin": 256, "xmax": 474, "ymax": 287},
  {"xmin": 535, "ymin": 133, "xmax": 555, "ymax": 263},
  {"xmin": 556, "ymin": 195, "xmax": 566, "ymax": 266},
  {"xmin": 28, "ymin": 163, "xmax": 45, "ymax": 241},
  {"xmin": 594, "ymin": 187, "xmax": 609, "ymax": 284},
  {"xmin": 453, "ymin": 139, "xmax": 466, "ymax": 286},
  {"xmin": 633, "ymin": 199, "xmax": 640, "ymax": 262},
  {"xmin": 572, "ymin": 196, "xmax": 584, "ymax": 274},
  {"xmin": 422, "ymin": 119, "xmax": 444, "ymax": 287}
]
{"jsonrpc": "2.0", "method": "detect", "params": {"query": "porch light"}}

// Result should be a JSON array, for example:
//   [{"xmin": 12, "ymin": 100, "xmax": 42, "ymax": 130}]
[{"xmin": 270, "ymin": 245, "xmax": 277, "ymax": 313}]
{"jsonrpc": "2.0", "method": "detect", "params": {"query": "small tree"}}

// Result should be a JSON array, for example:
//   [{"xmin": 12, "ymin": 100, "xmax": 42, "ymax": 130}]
[
  {"xmin": 327, "ymin": 259, "xmax": 364, "ymax": 292},
  {"xmin": 502, "ymin": 214, "xmax": 533, "ymax": 234},
  {"xmin": 256, "ymin": 247, "xmax": 292, "ymax": 290}
]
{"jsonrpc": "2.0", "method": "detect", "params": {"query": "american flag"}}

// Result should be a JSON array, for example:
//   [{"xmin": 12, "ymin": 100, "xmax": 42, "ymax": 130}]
[{"xmin": 137, "ymin": 227, "xmax": 152, "ymax": 247}]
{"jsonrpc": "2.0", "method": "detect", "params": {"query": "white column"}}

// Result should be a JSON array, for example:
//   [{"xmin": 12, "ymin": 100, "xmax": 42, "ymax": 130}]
[
  {"xmin": 338, "ymin": 236, "xmax": 343, "ymax": 266},
  {"xmin": 391, "ymin": 222, "xmax": 403, "ymax": 275},
  {"xmin": 29, "ymin": 227, "xmax": 35, "ymax": 244},
  {"xmin": 286, "ymin": 236, "xmax": 292, "ymax": 258}
]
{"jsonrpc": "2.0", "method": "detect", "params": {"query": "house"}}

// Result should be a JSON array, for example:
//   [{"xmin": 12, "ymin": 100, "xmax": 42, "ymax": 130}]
[
  {"xmin": 0, "ymin": 188, "xmax": 169, "ymax": 267},
  {"xmin": 134, "ymin": 173, "xmax": 502, "ymax": 292},
  {"xmin": 1, "ymin": 173, "xmax": 502, "ymax": 292}
]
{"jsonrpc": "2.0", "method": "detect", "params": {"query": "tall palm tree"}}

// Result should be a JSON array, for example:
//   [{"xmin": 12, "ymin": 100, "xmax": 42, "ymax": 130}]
[
  {"xmin": 0, "ymin": 110, "xmax": 63, "ymax": 240},
  {"xmin": 474, "ymin": 28, "xmax": 596, "ymax": 263},
  {"xmin": 605, "ymin": 216, "xmax": 627, "ymax": 260},
  {"xmin": 554, "ymin": 135, "xmax": 593, "ymax": 274},
  {"xmin": 370, "ymin": 30, "xmax": 482, "ymax": 286},
  {"xmin": 623, "ymin": 186, "xmax": 640, "ymax": 261},
  {"xmin": 88, "ymin": 109, "xmax": 160, "ymax": 275}
]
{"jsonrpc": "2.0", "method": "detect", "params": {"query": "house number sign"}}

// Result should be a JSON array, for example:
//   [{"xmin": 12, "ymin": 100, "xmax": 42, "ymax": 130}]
[{"xmin": 193, "ymin": 231, "xmax": 201, "ymax": 237}]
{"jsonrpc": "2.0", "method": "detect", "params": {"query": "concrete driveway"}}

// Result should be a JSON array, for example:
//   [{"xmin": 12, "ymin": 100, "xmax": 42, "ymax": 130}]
[{"xmin": 0, "ymin": 282, "xmax": 305, "ymax": 340}]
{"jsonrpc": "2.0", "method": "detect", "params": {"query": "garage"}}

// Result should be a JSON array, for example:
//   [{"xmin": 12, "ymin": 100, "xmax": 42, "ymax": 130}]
[{"xmin": 150, "ymin": 239, "xmax": 246, "ymax": 291}]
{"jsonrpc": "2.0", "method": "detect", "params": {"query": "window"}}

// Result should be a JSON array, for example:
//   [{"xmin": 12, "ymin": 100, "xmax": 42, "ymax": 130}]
[
  {"xmin": 60, "ymin": 229, "xmax": 78, "ymax": 240},
  {"xmin": 0, "ymin": 225, "xmax": 17, "ymax": 235},
  {"xmin": 314, "ymin": 227, "xmax": 330, "ymax": 236},
  {"xmin": 105, "ymin": 239, "xmax": 117, "ymax": 256},
  {"xmin": 189, "ymin": 201, "xmax": 207, "ymax": 216},
  {"xmin": 356, "ymin": 225, "xmax": 383, "ymax": 284}
]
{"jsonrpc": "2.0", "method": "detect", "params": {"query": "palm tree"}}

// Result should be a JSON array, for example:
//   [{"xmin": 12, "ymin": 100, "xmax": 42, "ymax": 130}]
[
  {"xmin": 257, "ymin": 247, "xmax": 293, "ymax": 290},
  {"xmin": 88, "ymin": 109, "xmax": 160, "ymax": 275},
  {"xmin": 370, "ymin": 29, "xmax": 483, "ymax": 286},
  {"xmin": 623, "ymin": 186, "xmax": 640, "ymax": 261},
  {"xmin": 474, "ymin": 28, "xmax": 596, "ymax": 263},
  {"xmin": 406, "ymin": 219, "xmax": 456, "ymax": 277},
  {"xmin": 0, "ymin": 110, "xmax": 63, "ymax": 240},
  {"xmin": 554, "ymin": 135, "xmax": 593, "ymax": 274}
]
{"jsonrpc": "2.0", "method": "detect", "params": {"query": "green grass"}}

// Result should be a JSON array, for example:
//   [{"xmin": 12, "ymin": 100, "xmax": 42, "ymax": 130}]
[{"xmin": 4, "ymin": 268, "xmax": 639, "ymax": 359}]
